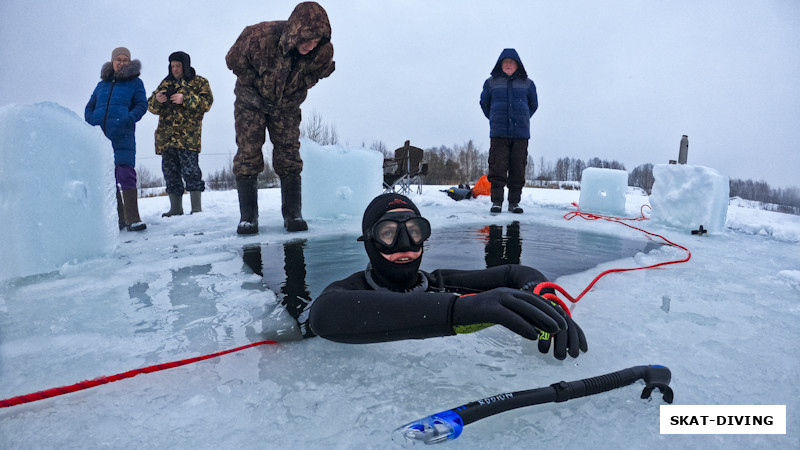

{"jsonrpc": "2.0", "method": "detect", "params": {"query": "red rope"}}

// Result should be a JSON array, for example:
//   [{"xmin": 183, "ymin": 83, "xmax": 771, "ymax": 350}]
[
  {"xmin": 1, "ymin": 204, "xmax": 690, "ymax": 409},
  {"xmin": 534, "ymin": 202, "xmax": 691, "ymax": 306},
  {"xmin": 0, "ymin": 340, "xmax": 278, "ymax": 408}
]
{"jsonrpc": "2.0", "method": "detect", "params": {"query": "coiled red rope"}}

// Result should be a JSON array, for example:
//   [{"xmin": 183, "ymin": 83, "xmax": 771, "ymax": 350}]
[
  {"xmin": 534, "ymin": 202, "xmax": 691, "ymax": 307},
  {"xmin": 0, "ymin": 340, "xmax": 277, "ymax": 408}
]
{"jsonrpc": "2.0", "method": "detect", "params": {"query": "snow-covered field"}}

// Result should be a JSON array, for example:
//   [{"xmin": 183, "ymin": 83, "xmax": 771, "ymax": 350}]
[{"xmin": 1, "ymin": 185, "xmax": 798, "ymax": 449}]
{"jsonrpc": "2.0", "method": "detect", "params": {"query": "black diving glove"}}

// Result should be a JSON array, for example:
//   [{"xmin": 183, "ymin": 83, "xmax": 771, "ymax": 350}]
[
  {"xmin": 452, "ymin": 288, "xmax": 568, "ymax": 341},
  {"xmin": 537, "ymin": 300, "xmax": 588, "ymax": 360}
]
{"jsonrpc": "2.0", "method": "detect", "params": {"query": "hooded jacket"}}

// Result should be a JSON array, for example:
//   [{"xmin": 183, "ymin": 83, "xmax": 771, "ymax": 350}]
[
  {"xmin": 225, "ymin": 1, "xmax": 335, "ymax": 110},
  {"xmin": 84, "ymin": 60, "xmax": 148, "ymax": 166},
  {"xmin": 479, "ymin": 49, "xmax": 538, "ymax": 139},
  {"xmin": 147, "ymin": 52, "xmax": 213, "ymax": 154}
]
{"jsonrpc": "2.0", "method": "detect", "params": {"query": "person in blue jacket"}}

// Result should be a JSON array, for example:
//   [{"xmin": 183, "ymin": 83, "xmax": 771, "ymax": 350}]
[
  {"xmin": 85, "ymin": 47, "xmax": 149, "ymax": 231},
  {"xmin": 479, "ymin": 48, "xmax": 538, "ymax": 214}
]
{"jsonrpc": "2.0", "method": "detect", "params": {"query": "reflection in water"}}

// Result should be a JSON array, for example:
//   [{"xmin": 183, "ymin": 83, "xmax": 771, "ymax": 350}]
[
  {"xmin": 128, "ymin": 281, "xmax": 152, "ymax": 309},
  {"xmin": 481, "ymin": 221, "xmax": 522, "ymax": 267},
  {"xmin": 168, "ymin": 264, "xmax": 219, "ymax": 352},
  {"xmin": 242, "ymin": 240, "xmax": 312, "ymax": 324},
  {"xmin": 280, "ymin": 240, "xmax": 313, "ymax": 322},
  {"xmin": 241, "ymin": 244, "xmax": 263, "ymax": 276},
  {"xmin": 424, "ymin": 224, "xmax": 660, "ymax": 281},
  {"xmin": 168, "ymin": 264, "xmax": 215, "ymax": 328},
  {"xmin": 241, "ymin": 223, "xmax": 659, "ymax": 336}
]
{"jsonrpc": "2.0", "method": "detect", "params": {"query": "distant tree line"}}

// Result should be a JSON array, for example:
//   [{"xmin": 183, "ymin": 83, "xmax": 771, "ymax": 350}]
[
  {"xmin": 136, "ymin": 166, "xmax": 163, "ymax": 189},
  {"xmin": 729, "ymin": 179, "xmax": 800, "ymax": 214},
  {"xmin": 179, "ymin": 110, "xmax": 799, "ymax": 214},
  {"xmin": 417, "ymin": 148, "xmax": 640, "ymax": 190},
  {"xmin": 205, "ymin": 110, "xmax": 339, "ymax": 190},
  {"xmin": 206, "ymin": 161, "xmax": 279, "ymax": 190}
]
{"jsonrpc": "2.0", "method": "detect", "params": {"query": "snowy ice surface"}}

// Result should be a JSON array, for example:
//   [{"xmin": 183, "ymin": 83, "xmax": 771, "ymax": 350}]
[
  {"xmin": 578, "ymin": 167, "xmax": 628, "ymax": 216},
  {"xmin": 1, "ymin": 104, "xmax": 799, "ymax": 449},
  {"xmin": 1, "ymin": 191, "xmax": 798, "ymax": 449}
]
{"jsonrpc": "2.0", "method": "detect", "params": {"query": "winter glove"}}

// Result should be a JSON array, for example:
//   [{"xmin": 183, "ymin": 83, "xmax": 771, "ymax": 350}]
[
  {"xmin": 451, "ymin": 288, "xmax": 568, "ymax": 341},
  {"xmin": 536, "ymin": 299, "xmax": 588, "ymax": 360},
  {"xmin": 234, "ymin": 84, "xmax": 277, "ymax": 115}
]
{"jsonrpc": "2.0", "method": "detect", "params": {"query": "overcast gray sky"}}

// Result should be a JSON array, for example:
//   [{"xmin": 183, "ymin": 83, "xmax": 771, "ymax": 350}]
[{"xmin": 2, "ymin": 0, "xmax": 798, "ymax": 188}]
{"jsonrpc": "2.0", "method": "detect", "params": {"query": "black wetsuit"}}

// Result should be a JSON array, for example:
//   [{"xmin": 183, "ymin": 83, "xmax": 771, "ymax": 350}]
[{"xmin": 308, "ymin": 264, "xmax": 549, "ymax": 344}]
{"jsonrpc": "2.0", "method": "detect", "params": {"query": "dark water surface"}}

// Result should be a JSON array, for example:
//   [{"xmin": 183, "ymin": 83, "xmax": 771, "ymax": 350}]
[{"xmin": 243, "ymin": 221, "xmax": 658, "ymax": 320}]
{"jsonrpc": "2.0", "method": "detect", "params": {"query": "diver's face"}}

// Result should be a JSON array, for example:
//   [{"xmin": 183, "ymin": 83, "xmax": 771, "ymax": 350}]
[{"xmin": 377, "ymin": 208, "xmax": 425, "ymax": 263}]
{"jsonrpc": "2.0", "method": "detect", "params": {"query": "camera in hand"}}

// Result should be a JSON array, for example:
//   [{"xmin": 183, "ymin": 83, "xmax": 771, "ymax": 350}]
[{"xmin": 163, "ymin": 86, "xmax": 178, "ymax": 103}]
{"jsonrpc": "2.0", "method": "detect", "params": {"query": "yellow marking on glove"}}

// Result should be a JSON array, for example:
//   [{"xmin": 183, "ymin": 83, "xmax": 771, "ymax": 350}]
[{"xmin": 453, "ymin": 323, "xmax": 494, "ymax": 334}]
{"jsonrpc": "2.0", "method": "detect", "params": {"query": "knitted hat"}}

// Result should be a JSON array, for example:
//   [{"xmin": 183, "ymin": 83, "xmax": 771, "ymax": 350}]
[{"xmin": 111, "ymin": 47, "xmax": 131, "ymax": 61}]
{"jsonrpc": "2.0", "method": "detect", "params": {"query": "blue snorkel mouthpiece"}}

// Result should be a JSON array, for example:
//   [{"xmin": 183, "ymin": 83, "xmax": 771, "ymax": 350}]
[{"xmin": 391, "ymin": 410, "xmax": 463, "ymax": 446}]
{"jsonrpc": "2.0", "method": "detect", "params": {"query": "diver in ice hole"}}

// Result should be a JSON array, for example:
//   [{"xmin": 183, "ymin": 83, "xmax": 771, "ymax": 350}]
[{"xmin": 307, "ymin": 193, "xmax": 587, "ymax": 360}]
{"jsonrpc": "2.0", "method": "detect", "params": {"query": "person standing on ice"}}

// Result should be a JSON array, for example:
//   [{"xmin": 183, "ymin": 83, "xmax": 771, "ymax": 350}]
[
  {"xmin": 148, "ymin": 51, "xmax": 214, "ymax": 217},
  {"xmin": 225, "ymin": 1, "xmax": 335, "ymax": 235},
  {"xmin": 85, "ymin": 47, "xmax": 149, "ymax": 232},
  {"xmin": 307, "ymin": 193, "xmax": 586, "ymax": 361},
  {"xmin": 479, "ymin": 48, "xmax": 538, "ymax": 214}
]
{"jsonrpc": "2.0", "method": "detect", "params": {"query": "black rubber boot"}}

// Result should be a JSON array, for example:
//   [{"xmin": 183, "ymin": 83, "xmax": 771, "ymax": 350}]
[
  {"xmin": 507, "ymin": 188, "xmax": 523, "ymax": 213},
  {"xmin": 121, "ymin": 189, "xmax": 146, "ymax": 232},
  {"xmin": 236, "ymin": 176, "xmax": 259, "ymax": 235},
  {"xmin": 490, "ymin": 187, "xmax": 504, "ymax": 213},
  {"xmin": 281, "ymin": 175, "xmax": 308, "ymax": 232},
  {"xmin": 189, "ymin": 191, "xmax": 202, "ymax": 214},
  {"xmin": 162, "ymin": 194, "xmax": 184, "ymax": 217}
]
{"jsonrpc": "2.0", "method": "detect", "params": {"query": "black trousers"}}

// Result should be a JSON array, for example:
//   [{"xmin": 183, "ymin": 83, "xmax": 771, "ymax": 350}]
[
  {"xmin": 487, "ymin": 137, "xmax": 528, "ymax": 204},
  {"xmin": 162, "ymin": 147, "xmax": 204, "ymax": 195}
]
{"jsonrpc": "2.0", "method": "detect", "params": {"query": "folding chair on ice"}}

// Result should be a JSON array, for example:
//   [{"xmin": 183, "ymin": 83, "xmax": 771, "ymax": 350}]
[{"xmin": 382, "ymin": 140, "xmax": 428, "ymax": 195}]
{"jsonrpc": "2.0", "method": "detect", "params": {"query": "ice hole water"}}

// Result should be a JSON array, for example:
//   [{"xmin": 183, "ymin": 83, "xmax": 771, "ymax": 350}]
[{"xmin": 245, "ymin": 221, "xmax": 660, "ymax": 329}]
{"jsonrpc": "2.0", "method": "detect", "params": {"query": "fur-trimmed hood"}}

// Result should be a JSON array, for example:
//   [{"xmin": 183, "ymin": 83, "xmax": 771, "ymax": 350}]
[
  {"xmin": 278, "ymin": 1, "xmax": 332, "ymax": 56},
  {"xmin": 100, "ymin": 59, "xmax": 142, "ymax": 82}
]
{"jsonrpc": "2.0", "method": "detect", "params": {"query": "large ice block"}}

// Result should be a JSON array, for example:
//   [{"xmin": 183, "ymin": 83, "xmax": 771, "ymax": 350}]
[
  {"xmin": 0, "ymin": 102, "xmax": 117, "ymax": 280},
  {"xmin": 650, "ymin": 164, "xmax": 729, "ymax": 234},
  {"xmin": 299, "ymin": 139, "xmax": 384, "ymax": 219},
  {"xmin": 579, "ymin": 167, "xmax": 628, "ymax": 216}
]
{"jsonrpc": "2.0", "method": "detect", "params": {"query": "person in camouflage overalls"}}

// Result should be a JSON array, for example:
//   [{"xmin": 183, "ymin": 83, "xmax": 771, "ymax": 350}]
[
  {"xmin": 148, "ymin": 51, "xmax": 213, "ymax": 217},
  {"xmin": 226, "ymin": 1, "xmax": 335, "ymax": 234}
]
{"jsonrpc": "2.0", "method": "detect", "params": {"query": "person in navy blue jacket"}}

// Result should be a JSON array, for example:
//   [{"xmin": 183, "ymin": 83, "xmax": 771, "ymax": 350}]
[
  {"xmin": 479, "ymin": 48, "xmax": 538, "ymax": 214},
  {"xmin": 85, "ymin": 47, "xmax": 149, "ymax": 231}
]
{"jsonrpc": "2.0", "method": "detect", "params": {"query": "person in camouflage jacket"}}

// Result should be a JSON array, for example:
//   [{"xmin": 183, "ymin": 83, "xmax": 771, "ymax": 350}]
[
  {"xmin": 148, "ymin": 51, "xmax": 213, "ymax": 216},
  {"xmin": 226, "ymin": 1, "xmax": 335, "ymax": 234}
]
